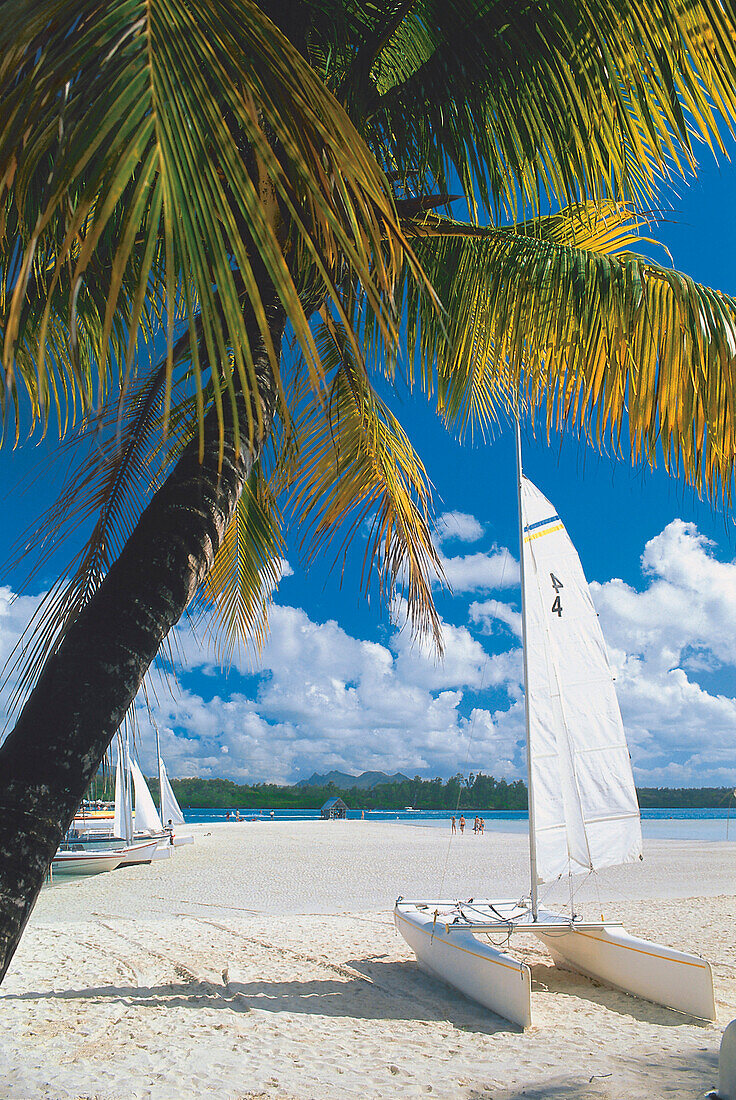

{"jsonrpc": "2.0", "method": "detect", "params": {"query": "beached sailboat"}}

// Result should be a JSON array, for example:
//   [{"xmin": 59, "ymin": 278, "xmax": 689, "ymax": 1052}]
[
  {"xmin": 395, "ymin": 426, "xmax": 716, "ymax": 1028},
  {"xmin": 67, "ymin": 734, "xmax": 168, "ymax": 860},
  {"xmin": 50, "ymin": 849, "xmax": 125, "ymax": 876},
  {"xmin": 154, "ymin": 722, "xmax": 194, "ymax": 847}
]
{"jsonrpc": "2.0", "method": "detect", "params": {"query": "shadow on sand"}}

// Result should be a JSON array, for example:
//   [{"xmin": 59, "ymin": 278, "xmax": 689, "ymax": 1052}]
[
  {"xmin": 0, "ymin": 958, "xmax": 511, "ymax": 1034},
  {"xmin": 2, "ymin": 949, "xmax": 712, "ymax": 1037},
  {"xmin": 471, "ymin": 1044, "xmax": 719, "ymax": 1100},
  {"xmin": 527, "ymin": 958, "xmax": 712, "ymax": 1027}
]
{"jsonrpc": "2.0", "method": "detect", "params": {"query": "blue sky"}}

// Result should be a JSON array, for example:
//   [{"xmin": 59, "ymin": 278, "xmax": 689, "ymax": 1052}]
[{"xmin": 1, "ymin": 150, "xmax": 736, "ymax": 788}]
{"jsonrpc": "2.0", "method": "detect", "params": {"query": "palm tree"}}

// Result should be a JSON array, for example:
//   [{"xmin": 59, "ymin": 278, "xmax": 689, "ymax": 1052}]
[{"xmin": 2, "ymin": 0, "xmax": 736, "ymax": 983}]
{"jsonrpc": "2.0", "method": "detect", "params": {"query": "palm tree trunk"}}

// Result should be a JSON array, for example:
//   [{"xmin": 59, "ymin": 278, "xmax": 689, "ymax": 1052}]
[{"xmin": 0, "ymin": 303, "xmax": 285, "ymax": 984}]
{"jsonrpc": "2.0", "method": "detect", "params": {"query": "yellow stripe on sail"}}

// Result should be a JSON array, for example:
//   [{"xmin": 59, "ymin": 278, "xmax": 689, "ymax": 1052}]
[{"xmin": 524, "ymin": 522, "xmax": 565, "ymax": 543}]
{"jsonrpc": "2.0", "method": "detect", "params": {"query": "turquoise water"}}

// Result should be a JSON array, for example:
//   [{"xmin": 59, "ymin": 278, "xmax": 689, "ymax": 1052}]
[{"xmin": 183, "ymin": 806, "xmax": 736, "ymax": 842}]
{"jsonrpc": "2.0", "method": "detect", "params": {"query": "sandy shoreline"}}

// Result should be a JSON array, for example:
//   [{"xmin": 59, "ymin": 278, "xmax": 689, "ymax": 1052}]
[{"xmin": 2, "ymin": 821, "xmax": 735, "ymax": 1099}]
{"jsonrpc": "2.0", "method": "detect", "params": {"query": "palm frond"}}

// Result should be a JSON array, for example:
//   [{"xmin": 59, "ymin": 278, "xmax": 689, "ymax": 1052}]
[
  {"xmin": 400, "ymin": 204, "xmax": 736, "ymax": 500},
  {"xmin": 357, "ymin": 0, "xmax": 736, "ymax": 216},
  {"xmin": 0, "ymin": 192, "xmax": 166, "ymax": 440},
  {"xmin": 286, "ymin": 316, "xmax": 444, "ymax": 648},
  {"xmin": 0, "ymin": 0, "xmax": 412, "ymax": 446},
  {"xmin": 199, "ymin": 467, "xmax": 284, "ymax": 664},
  {"xmin": 1, "ymin": 358, "xmax": 178, "ymax": 715}
]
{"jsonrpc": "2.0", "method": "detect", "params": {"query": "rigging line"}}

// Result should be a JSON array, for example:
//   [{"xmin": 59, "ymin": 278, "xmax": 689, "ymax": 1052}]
[{"xmin": 437, "ymin": 537, "xmax": 513, "ymax": 898}]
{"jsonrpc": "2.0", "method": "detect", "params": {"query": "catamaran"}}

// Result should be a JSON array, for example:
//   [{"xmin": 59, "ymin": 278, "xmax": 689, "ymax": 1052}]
[
  {"xmin": 70, "ymin": 729, "xmax": 192, "ymax": 851},
  {"xmin": 394, "ymin": 425, "xmax": 716, "ymax": 1028}
]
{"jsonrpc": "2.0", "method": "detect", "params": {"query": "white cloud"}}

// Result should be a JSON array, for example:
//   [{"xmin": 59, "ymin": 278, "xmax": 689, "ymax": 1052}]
[
  {"xmin": 591, "ymin": 520, "xmax": 736, "ymax": 785},
  {"xmin": 435, "ymin": 511, "xmax": 484, "ymax": 544},
  {"xmin": 438, "ymin": 546, "xmax": 519, "ymax": 593},
  {"xmin": 469, "ymin": 598, "xmax": 522, "ymax": 638},
  {"xmin": 0, "ymin": 586, "xmax": 46, "ymax": 668},
  {"xmin": 161, "ymin": 601, "xmax": 504, "ymax": 782},
  {"xmin": 5, "ymin": 517, "xmax": 736, "ymax": 788}
]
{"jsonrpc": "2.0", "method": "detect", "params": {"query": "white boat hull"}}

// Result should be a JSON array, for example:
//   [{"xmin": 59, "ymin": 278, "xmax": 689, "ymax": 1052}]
[
  {"xmin": 537, "ymin": 922, "xmax": 716, "ymax": 1021},
  {"xmin": 119, "ymin": 839, "xmax": 161, "ymax": 865},
  {"xmin": 395, "ymin": 899, "xmax": 716, "ymax": 1027},
  {"xmin": 394, "ymin": 902, "xmax": 532, "ymax": 1028},
  {"xmin": 171, "ymin": 833, "xmax": 194, "ymax": 847},
  {"xmin": 51, "ymin": 851, "xmax": 124, "ymax": 875},
  {"xmin": 150, "ymin": 844, "xmax": 172, "ymax": 860}
]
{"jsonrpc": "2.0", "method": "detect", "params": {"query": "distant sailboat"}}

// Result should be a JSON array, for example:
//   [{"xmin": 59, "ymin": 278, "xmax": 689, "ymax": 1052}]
[
  {"xmin": 113, "ymin": 736, "xmax": 134, "ymax": 843},
  {"xmin": 158, "ymin": 758, "xmax": 185, "ymax": 827},
  {"xmin": 154, "ymin": 724, "xmax": 193, "ymax": 846},
  {"xmin": 395, "ymin": 424, "xmax": 715, "ymax": 1028},
  {"xmin": 67, "ymin": 731, "xmax": 168, "ymax": 863},
  {"xmin": 131, "ymin": 757, "xmax": 163, "ymax": 835}
]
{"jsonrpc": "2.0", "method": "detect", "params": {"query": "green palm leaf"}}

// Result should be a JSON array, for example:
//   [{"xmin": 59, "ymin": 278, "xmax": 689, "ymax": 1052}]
[
  {"xmin": 201, "ymin": 467, "xmax": 285, "ymax": 663},
  {"xmin": 400, "ymin": 204, "xmax": 736, "ymax": 500},
  {"xmin": 352, "ymin": 0, "xmax": 736, "ymax": 215},
  {"xmin": 286, "ymin": 316, "xmax": 443, "ymax": 647},
  {"xmin": 0, "ymin": 0, "xmax": 412, "ymax": 447}
]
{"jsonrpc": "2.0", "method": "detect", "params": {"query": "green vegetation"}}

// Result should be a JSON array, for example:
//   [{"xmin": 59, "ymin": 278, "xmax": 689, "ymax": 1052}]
[
  {"xmin": 170, "ymin": 773, "xmax": 527, "ymax": 811},
  {"xmin": 159, "ymin": 776, "xmax": 735, "ymax": 812},
  {"xmin": 636, "ymin": 787, "xmax": 735, "ymax": 809}
]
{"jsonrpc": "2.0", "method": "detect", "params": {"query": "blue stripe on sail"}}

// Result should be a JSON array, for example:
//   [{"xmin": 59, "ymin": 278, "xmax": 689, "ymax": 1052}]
[{"xmin": 524, "ymin": 514, "xmax": 560, "ymax": 533}]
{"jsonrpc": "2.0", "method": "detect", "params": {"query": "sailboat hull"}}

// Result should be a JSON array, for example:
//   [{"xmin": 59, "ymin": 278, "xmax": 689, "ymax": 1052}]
[
  {"xmin": 537, "ymin": 923, "xmax": 716, "ymax": 1022},
  {"xmin": 395, "ymin": 899, "xmax": 716, "ymax": 1026},
  {"xmin": 394, "ymin": 903, "xmax": 532, "ymax": 1028},
  {"xmin": 51, "ymin": 850, "xmax": 124, "ymax": 875},
  {"xmin": 119, "ymin": 838, "xmax": 162, "ymax": 865}
]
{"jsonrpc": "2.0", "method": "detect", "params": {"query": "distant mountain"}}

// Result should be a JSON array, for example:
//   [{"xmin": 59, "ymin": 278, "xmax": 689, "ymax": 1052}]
[{"xmin": 296, "ymin": 769, "xmax": 411, "ymax": 790}]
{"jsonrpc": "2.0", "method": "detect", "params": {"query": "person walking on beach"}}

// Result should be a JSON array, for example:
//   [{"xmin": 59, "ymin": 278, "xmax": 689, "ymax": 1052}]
[
  {"xmin": 451, "ymin": 815, "xmax": 456, "ymax": 834},
  {"xmin": 459, "ymin": 815, "xmax": 465, "ymax": 835}
]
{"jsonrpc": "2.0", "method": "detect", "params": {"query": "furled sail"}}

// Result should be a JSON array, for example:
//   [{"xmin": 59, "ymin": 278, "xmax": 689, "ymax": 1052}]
[
  {"xmin": 131, "ymin": 758, "xmax": 163, "ymax": 834},
  {"xmin": 520, "ymin": 476, "xmax": 642, "ymax": 883},
  {"xmin": 159, "ymin": 759, "xmax": 185, "ymax": 826},
  {"xmin": 113, "ymin": 741, "xmax": 134, "ymax": 842}
]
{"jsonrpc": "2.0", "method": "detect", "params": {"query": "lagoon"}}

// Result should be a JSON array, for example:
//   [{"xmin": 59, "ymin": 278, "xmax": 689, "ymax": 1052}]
[{"xmin": 182, "ymin": 805, "xmax": 736, "ymax": 841}]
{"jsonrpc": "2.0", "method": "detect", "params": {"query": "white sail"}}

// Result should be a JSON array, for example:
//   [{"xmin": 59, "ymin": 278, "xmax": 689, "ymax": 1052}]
[
  {"xmin": 131, "ymin": 758, "xmax": 163, "ymax": 834},
  {"xmin": 520, "ymin": 475, "xmax": 642, "ymax": 883},
  {"xmin": 113, "ymin": 741, "xmax": 133, "ymax": 842},
  {"xmin": 159, "ymin": 759, "xmax": 185, "ymax": 826}
]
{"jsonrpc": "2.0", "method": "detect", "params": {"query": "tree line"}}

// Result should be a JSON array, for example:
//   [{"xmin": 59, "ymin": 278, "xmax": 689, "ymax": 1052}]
[{"xmin": 142, "ymin": 774, "xmax": 735, "ymax": 812}]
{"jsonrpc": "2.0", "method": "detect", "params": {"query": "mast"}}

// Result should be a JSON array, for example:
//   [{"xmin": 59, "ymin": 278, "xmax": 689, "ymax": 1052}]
[
  {"xmin": 155, "ymin": 720, "xmax": 163, "ymax": 819},
  {"xmin": 124, "ymin": 726, "xmax": 133, "ymax": 842},
  {"xmin": 515, "ymin": 417, "xmax": 539, "ymax": 919}
]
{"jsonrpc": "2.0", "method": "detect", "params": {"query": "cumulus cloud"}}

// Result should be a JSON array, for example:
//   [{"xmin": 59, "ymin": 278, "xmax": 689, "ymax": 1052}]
[
  {"xmin": 163, "ymin": 600, "xmax": 507, "ymax": 781},
  {"xmin": 278, "ymin": 558, "xmax": 294, "ymax": 580},
  {"xmin": 469, "ymin": 598, "xmax": 522, "ymax": 638},
  {"xmin": 434, "ymin": 511, "xmax": 484, "ymax": 544},
  {"xmin": 591, "ymin": 520, "xmax": 736, "ymax": 785},
  {"xmin": 5, "ymin": 517, "xmax": 736, "ymax": 788},
  {"xmin": 438, "ymin": 546, "xmax": 519, "ymax": 593}
]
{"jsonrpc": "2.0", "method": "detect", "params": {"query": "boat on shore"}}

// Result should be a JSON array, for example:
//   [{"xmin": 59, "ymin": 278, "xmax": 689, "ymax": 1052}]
[
  {"xmin": 395, "ymin": 425, "xmax": 716, "ymax": 1028},
  {"xmin": 51, "ymin": 849, "xmax": 125, "ymax": 876}
]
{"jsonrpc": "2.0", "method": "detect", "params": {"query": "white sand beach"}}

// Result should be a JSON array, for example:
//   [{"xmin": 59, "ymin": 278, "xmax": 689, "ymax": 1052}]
[{"xmin": 2, "ymin": 820, "xmax": 735, "ymax": 1099}]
